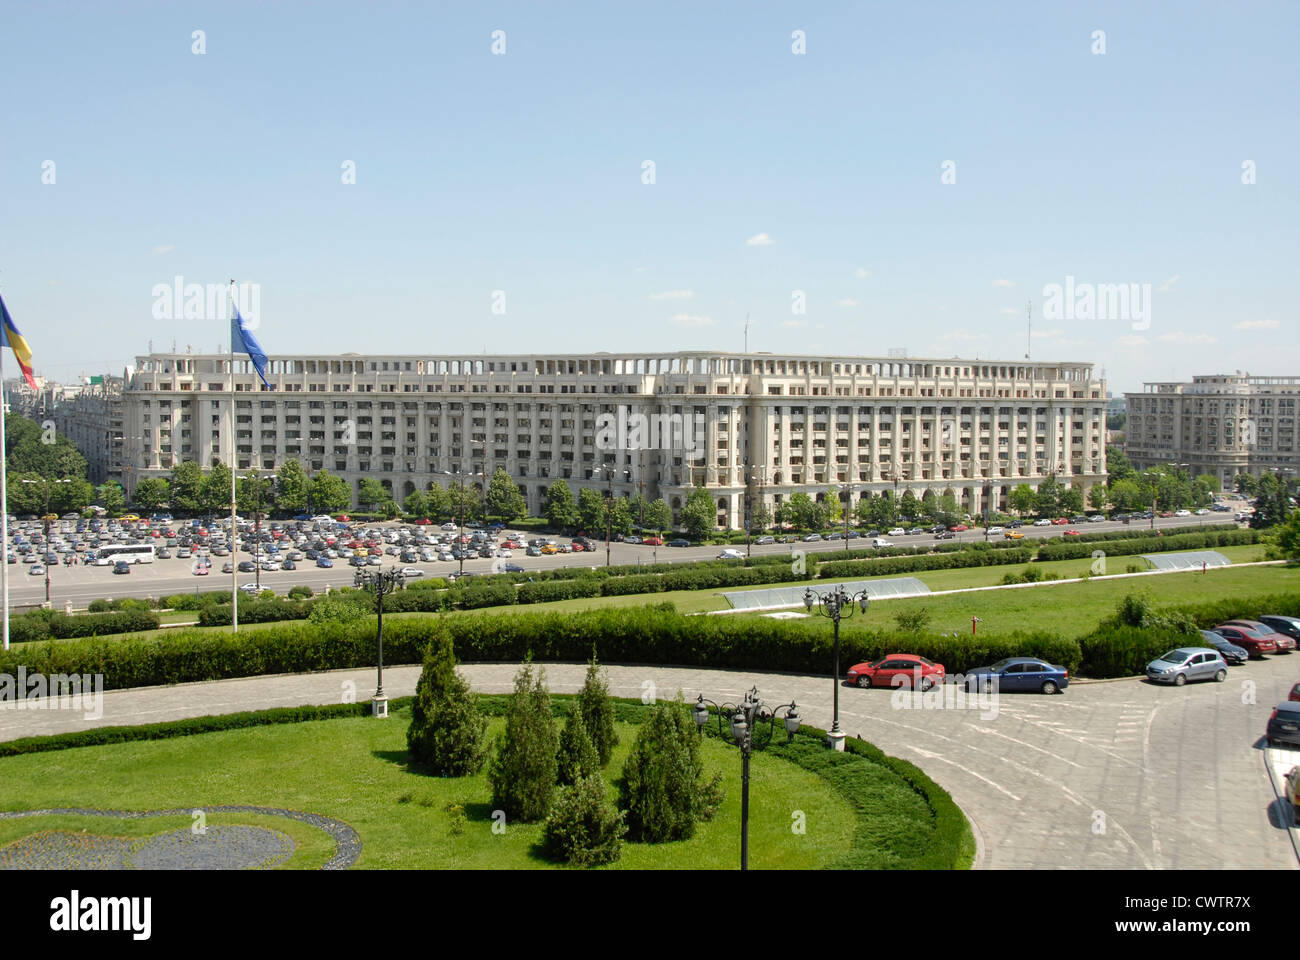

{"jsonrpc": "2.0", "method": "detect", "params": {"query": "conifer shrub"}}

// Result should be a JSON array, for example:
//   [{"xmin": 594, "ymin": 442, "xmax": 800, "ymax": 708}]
[
  {"xmin": 542, "ymin": 774, "xmax": 627, "ymax": 866},
  {"xmin": 406, "ymin": 625, "xmax": 488, "ymax": 776},
  {"xmin": 556, "ymin": 707, "xmax": 599, "ymax": 786},
  {"xmin": 579, "ymin": 653, "xmax": 618, "ymax": 766},
  {"xmin": 488, "ymin": 662, "xmax": 559, "ymax": 822},
  {"xmin": 619, "ymin": 698, "xmax": 714, "ymax": 842}
]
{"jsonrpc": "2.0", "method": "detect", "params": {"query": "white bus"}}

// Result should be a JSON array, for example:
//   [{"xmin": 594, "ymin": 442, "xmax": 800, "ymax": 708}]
[{"xmin": 94, "ymin": 544, "xmax": 156, "ymax": 566}]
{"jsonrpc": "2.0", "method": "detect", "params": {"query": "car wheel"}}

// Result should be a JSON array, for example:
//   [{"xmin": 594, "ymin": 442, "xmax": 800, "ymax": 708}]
[
  {"xmin": 1174, "ymin": 673, "xmax": 1187, "ymax": 687},
  {"xmin": 920, "ymin": 677, "xmax": 935, "ymax": 692},
  {"xmin": 1214, "ymin": 669, "xmax": 1227, "ymax": 683},
  {"xmin": 857, "ymin": 675, "xmax": 872, "ymax": 689},
  {"xmin": 1041, "ymin": 680, "xmax": 1058, "ymax": 695}
]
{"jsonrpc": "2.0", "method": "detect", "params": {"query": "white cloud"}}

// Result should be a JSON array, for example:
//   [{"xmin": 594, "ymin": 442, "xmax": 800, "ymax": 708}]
[
  {"xmin": 669, "ymin": 313, "xmax": 713, "ymax": 327},
  {"xmin": 649, "ymin": 290, "xmax": 694, "ymax": 301},
  {"xmin": 746, "ymin": 233, "xmax": 773, "ymax": 247},
  {"xmin": 153, "ymin": 244, "xmax": 174, "ymax": 254},
  {"xmin": 833, "ymin": 298, "xmax": 860, "ymax": 308},
  {"xmin": 1156, "ymin": 332, "xmax": 1217, "ymax": 344},
  {"xmin": 1116, "ymin": 335, "xmax": 1149, "ymax": 347},
  {"xmin": 1159, "ymin": 274, "xmax": 1180, "ymax": 293},
  {"xmin": 1234, "ymin": 318, "xmax": 1279, "ymax": 330},
  {"xmin": 854, "ymin": 267, "xmax": 871, "ymax": 279},
  {"xmin": 993, "ymin": 278, "xmax": 1015, "ymax": 287}
]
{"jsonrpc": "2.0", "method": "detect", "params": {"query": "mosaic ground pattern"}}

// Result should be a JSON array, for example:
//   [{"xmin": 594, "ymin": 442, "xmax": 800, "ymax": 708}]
[{"xmin": 0, "ymin": 806, "xmax": 361, "ymax": 870}]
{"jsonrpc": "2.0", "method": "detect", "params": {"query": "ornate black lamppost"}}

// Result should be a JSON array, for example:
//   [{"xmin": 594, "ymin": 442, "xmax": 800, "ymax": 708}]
[
  {"xmin": 803, "ymin": 583, "xmax": 869, "ymax": 750},
  {"xmin": 353, "ymin": 566, "xmax": 404, "ymax": 717},
  {"xmin": 692, "ymin": 687, "xmax": 800, "ymax": 871}
]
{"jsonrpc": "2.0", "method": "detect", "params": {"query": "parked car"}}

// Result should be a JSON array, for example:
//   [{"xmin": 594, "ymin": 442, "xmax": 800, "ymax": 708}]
[
  {"xmin": 754, "ymin": 535, "xmax": 775, "ymax": 545},
  {"xmin": 1212, "ymin": 623, "xmax": 1278, "ymax": 658},
  {"xmin": 934, "ymin": 531, "xmax": 956, "ymax": 540},
  {"xmin": 1285, "ymin": 766, "xmax": 1300, "ymax": 824},
  {"xmin": 1034, "ymin": 519, "xmax": 1052, "ymax": 526},
  {"xmin": 1145, "ymin": 647, "xmax": 1228, "ymax": 685},
  {"xmin": 668, "ymin": 539, "xmax": 690, "ymax": 548},
  {"xmin": 316, "ymin": 557, "xmax": 334, "ymax": 568},
  {"xmin": 1003, "ymin": 530, "xmax": 1024, "ymax": 540},
  {"xmin": 1289, "ymin": 683, "xmax": 1300, "ymax": 703},
  {"xmin": 502, "ymin": 562, "xmax": 525, "ymax": 573},
  {"xmin": 1267, "ymin": 704, "xmax": 1300, "ymax": 748},
  {"xmin": 949, "ymin": 524, "xmax": 968, "ymax": 532},
  {"xmin": 888, "ymin": 528, "xmax": 907, "ymax": 537},
  {"xmin": 802, "ymin": 533, "xmax": 822, "ymax": 542},
  {"xmin": 221, "ymin": 562, "xmax": 234, "ymax": 574},
  {"xmin": 1220, "ymin": 620, "xmax": 1294, "ymax": 653},
  {"xmin": 987, "ymin": 526, "xmax": 1003, "ymax": 535},
  {"xmin": 1199, "ymin": 629, "xmax": 1249, "ymax": 665},
  {"xmin": 964, "ymin": 658, "xmax": 1069, "ymax": 694},
  {"xmin": 400, "ymin": 567, "xmax": 423, "ymax": 578},
  {"xmin": 846, "ymin": 654, "xmax": 945, "ymax": 691},
  {"xmin": 717, "ymin": 548, "xmax": 745, "ymax": 560},
  {"xmin": 113, "ymin": 561, "xmax": 131, "ymax": 574},
  {"xmin": 29, "ymin": 564, "xmax": 44, "ymax": 576},
  {"xmin": 870, "ymin": 538, "xmax": 894, "ymax": 548},
  {"xmin": 1259, "ymin": 616, "xmax": 1300, "ymax": 644}
]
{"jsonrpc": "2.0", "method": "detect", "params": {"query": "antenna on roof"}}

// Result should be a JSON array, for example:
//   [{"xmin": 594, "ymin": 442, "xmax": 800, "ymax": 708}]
[
  {"xmin": 744, "ymin": 313, "xmax": 750, "ymax": 354},
  {"xmin": 1025, "ymin": 301, "xmax": 1032, "ymax": 360}
]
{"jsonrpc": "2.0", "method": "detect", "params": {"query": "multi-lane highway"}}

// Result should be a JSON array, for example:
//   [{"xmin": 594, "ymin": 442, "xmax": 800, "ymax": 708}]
[{"xmin": 0, "ymin": 514, "xmax": 1241, "ymax": 609}]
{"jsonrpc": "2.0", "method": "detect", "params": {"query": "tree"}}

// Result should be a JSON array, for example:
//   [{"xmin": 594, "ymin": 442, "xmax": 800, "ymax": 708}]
[
  {"xmin": 1109, "ymin": 478, "xmax": 1142, "ymax": 512},
  {"xmin": 1059, "ymin": 486, "xmax": 1084, "ymax": 515},
  {"xmin": 424, "ymin": 483, "xmax": 451, "ymax": 521},
  {"xmin": 236, "ymin": 470, "xmax": 273, "ymax": 516},
  {"xmin": 1106, "ymin": 445, "xmax": 1135, "ymax": 481},
  {"xmin": 169, "ymin": 461, "xmax": 204, "ymax": 515},
  {"xmin": 201, "ymin": 462, "xmax": 232, "ymax": 514},
  {"xmin": 619, "ymin": 698, "xmax": 716, "ymax": 843},
  {"xmin": 96, "ymin": 482, "xmax": 125, "ymax": 515},
  {"xmin": 488, "ymin": 662, "xmax": 559, "ymax": 823},
  {"xmin": 5, "ymin": 472, "xmax": 47, "ymax": 515},
  {"xmin": 556, "ymin": 708, "xmax": 600, "ymax": 786},
  {"xmin": 406, "ymin": 626, "xmax": 488, "ymax": 776},
  {"xmin": 579, "ymin": 654, "xmax": 618, "ymax": 765},
  {"xmin": 485, "ymin": 468, "xmax": 528, "ymax": 522},
  {"xmin": 1272, "ymin": 508, "xmax": 1300, "ymax": 562},
  {"xmin": 643, "ymin": 498, "xmax": 671, "ymax": 533},
  {"xmin": 133, "ymin": 477, "xmax": 171, "ymax": 512},
  {"xmin": 543, "ymin": 480, "xmax": 576, "ymax": 533},
  {"xmin": 541, "ymin": 774, "xmax": 626, "ymax": 867},
  {"xmin": 1088, "ymin": 483, "xmax": 1109, "ymax": 513},
  {"xmin": 899, "ymin": 490, "xmax": 919, "ymax": 522},
  {"xmin": 1251, "ymin": 473, "xmax": 1292, "ymax": 530},
  {"xmin": 356, "ymin": 477, "xmax": 388, "ymax": 513},
  {"xmin": 275, "ymin": 459, "xmax": 309, "ymax": 514},
  {"xmin": 58, "ymin": 478, "xmax": 95, "ymax": 514},
  {"xmin": 609, "ymin": 497, "xmax": 634, "ymax": 538},
  {"xmin": 750, "ymin": 499, "xmax": 773, "ymax": 532},
  {"xmin": 4, "ymin": 414, "xmax": 88, "ymax": 480},
  {"xmin": 403, "ymin": 490, "xmax": 429, "ymax": 518},
  {"xmin": 1035, "ymin": 475, "xmax": 1062, "ymax": 518},
  {"xmin": 1235, "ymin": 473, "xmax": 1259, "ymax": 496},
  {"xmin": 575, "ymin": 487, "xmax": 607, "ymax": 536},
  {"xmin": 680, "ymin": 486, "xmax": 717, "ymax": 540},
  {"xmin": 309, "ymin": 470, "xmax": 352, "ymax": 514}
]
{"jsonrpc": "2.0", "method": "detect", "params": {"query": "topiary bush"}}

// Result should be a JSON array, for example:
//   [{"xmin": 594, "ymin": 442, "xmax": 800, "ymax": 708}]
[
  {"xmin": 542, "ymin": 774, "xmax": 627, "ymax": 866},
  {"xmin": 579, "ymin": 653, "xmax": 618, "ymax": 766},
  {"xmin": 406, "ymin": 624, "xmax": 487, "ymax": 776},
  {"xmin": 555, "ymin": 707, "xmax": 599, "ymax": 786},
  {"xmin": 488, "ymin": 662, "xmax": 559, "ymax": 823}
]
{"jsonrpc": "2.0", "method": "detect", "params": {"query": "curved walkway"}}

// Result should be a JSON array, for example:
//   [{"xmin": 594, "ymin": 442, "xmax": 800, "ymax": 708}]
[{"xmin": 1, "ymin": 660, "xmax": 1296, "ymax": 870}]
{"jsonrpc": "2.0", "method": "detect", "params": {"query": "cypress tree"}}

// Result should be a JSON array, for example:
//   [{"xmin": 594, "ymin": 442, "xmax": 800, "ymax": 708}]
[
  {"xmin": 488, "ymin": 662, "xmax": 559, "ymax": 822},
  {"xmin": 556, "ymin": 707, "xmax": 600, "ymax": 786},
  {"xmin": 579, "ymin": 651, "xmax": 618, "ymax": 766},
  {"xmin": 619, "ymin": 697, "xmax": 710, "ymax": 842},
  {"xmin": 406, "ymin": 624, "xmax": 487, "ymax": 776}
]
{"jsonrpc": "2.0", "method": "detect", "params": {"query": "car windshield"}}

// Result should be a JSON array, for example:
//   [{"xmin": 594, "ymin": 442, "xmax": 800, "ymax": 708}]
[
  {"xmin": 1155, "ymin": 651, "xmax": 1186, "ymax": 663},
  {"xmin": 989, "ymin": 659, "xmax": 1013, "ymax": 672}
]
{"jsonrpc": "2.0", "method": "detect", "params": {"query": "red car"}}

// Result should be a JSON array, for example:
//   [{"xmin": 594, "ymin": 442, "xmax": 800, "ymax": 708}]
[
  {"xmin": 949, "ymin": 524, "xmax": 968, "ymax": 532},
  {"xmin": 1051, "ymin": 517, "xmax": 1069, "ymax": 525},
  {"xmin": 1063, "ymin": 529, "xmax": 1081, "ymax": 536},
  {"xmin": 335, "ymin": 515, "xmax": 351, "ymax": 522},
  {"xmin": 1213, "ymin": 623, "xmax": 1279, "ymax": 658},
  {"xmin": 1289, "ymin": 683, "xmax": 1300, "ymax": 703},
  {"xmin": 643, "ymin": 537, "xmax": 664, "ymax": 546},
  {"xmin": 846, "ymin": 654, "xmax": 945, "ymax": 691},
  {"xmin": 1221, "ymin": 620, "xmax": 1295, "ymax": 653},
  {"xmin": 413, "ymin": 518, "xmax": 432, "ymax": 525}
]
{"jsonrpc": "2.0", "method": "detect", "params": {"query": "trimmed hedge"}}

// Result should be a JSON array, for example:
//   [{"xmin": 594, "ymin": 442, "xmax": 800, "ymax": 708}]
[
  {"xmin": 817, "ymin": 547, "xmax": 1033, "ymax": 580},
  {"xmin": 1034, "ymin": 528, "xmax": 1258, "ymax": 562}
]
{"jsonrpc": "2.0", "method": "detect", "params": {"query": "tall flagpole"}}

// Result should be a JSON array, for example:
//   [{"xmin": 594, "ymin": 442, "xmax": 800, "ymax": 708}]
[
  {"xmin": 229, "ymin": 279, "xmax": 239, "ymax": 633},
  {"xmin": 1, "ymin": 344, "xmax": 9, "ymax": 651}
]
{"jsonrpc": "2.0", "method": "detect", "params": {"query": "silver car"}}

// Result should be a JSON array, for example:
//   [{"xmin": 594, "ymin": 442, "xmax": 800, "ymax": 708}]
[{"xmin": 1145, "ymin": 647, "xmax": 1228, "ymax": 686}]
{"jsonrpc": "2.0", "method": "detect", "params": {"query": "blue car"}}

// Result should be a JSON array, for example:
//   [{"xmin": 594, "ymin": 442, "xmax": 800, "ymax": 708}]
[
  {"xmin": 964, "ymin": 657, "xmax": 1070, "ymax": 694},
  {"xmin": 1199, "ymin": 629, "xmax": 1249, "ymax": 665},
  {"xmin": 316, "ymin": 557, "xmax": 334, "ymax": 568}
]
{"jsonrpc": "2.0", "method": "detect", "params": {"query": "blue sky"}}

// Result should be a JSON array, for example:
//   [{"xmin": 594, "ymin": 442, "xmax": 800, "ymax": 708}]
[{"xmin": 2, "ymin": 0, "xmax": 1295, "ymax": 393}]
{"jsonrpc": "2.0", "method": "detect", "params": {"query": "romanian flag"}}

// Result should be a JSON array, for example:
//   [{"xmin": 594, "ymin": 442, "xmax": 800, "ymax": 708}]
[{"xmin": 0, "ymin": 293, "xmax": 36, "ymax": 390}]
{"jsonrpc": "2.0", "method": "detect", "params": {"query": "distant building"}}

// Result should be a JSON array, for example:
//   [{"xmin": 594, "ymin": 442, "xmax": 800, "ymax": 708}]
[
  {"xmin": 1125, "ymin": 374, "xmax": 1299, "ymax": 485},
  {"xmin": 52, "ymin": 376, "xmax": 125, "ymax": 485}
]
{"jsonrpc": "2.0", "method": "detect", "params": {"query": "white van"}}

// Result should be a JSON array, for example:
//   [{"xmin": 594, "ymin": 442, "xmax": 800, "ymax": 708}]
[{"xmin": 870, "ymin": 538, "xmax": 894, "ymax": 548}]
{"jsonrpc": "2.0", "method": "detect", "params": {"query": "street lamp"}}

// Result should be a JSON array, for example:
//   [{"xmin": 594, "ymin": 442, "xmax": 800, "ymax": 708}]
[
  {"xmin": 441, "ymin": 460, "xmax": 484, "ymax": 577},
  {"xmin": 353, "ymin": 565, "xmax": 404, "ymax": 718},
  {"xmin": 803, "ymin": 583, "xmax": 870, "ymax": 750},
  {"xmin": 236, "ymin": 471, "xmax": 271, "ymax": 591},
  {"xmin": 837, "ymin": 481, "xmax": 858, "ymax": 552},
  {"xmin": 692, "ymin": 686, "xmax": 800, "ymax": 871},
  {"xmin": 592, "ymin": 465, "xmax": 629, "ymax": 567},
  {"xmin": 20, "ymin": 478, "xmax": 71, "ymax": 606}
]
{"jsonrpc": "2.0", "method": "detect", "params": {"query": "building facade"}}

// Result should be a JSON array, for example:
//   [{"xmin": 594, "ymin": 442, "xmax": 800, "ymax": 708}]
[
  {"xmin": 1125, "ymin": 374, "xmax": 1300, "ymax": 486},
  {"xmin": 117, "ymin": 350, "xmax": 1108, "ymax": 525},
  {"xmin": 52, "ymin": 377, "xmax": 125, "ymax": 486}
]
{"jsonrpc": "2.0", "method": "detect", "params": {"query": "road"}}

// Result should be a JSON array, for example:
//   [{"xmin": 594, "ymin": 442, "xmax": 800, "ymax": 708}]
[
  {"xmin": 1, "ymin": 515, "xmax": 1237, "ymax": 608},
  {"xmin": 2, "ymin": 654, "xmax": 1294, "ymax": 870}
]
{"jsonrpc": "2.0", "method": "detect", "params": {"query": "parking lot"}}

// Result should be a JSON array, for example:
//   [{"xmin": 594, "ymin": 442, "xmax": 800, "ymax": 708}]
[{"xmin": 0, "ymin": 513, "xmax": 1237, "ymax": 609}]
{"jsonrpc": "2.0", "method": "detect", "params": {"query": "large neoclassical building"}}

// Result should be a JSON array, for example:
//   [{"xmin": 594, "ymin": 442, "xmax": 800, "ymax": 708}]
[{"xmin": 117, "ymin": 350, "xmax": 1108, "ymax": 525}]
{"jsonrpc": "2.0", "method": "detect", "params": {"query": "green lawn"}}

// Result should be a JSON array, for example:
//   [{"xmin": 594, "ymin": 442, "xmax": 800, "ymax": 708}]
[{"xmin": 0, "ymin": 709, "xmax": 857, "ymax": 870}]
